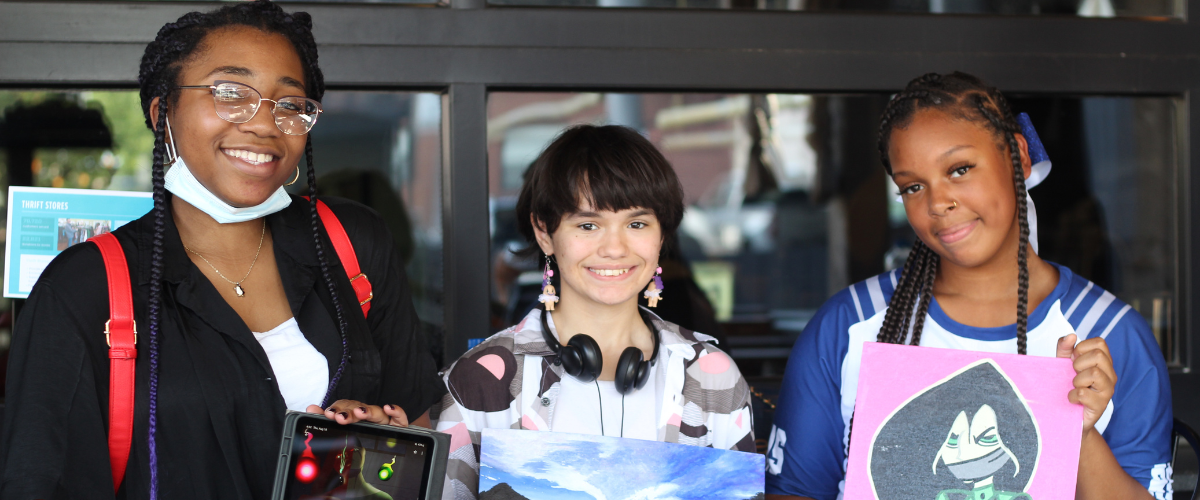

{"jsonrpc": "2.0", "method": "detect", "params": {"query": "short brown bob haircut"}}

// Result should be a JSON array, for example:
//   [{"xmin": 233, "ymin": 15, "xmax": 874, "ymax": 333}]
[{"xmin": 516, "ymin": 124, "xmax": 685, "ymax": 251}]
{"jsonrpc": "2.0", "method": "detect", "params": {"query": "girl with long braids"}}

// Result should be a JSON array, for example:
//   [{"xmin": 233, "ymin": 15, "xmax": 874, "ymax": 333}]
[
  {"xmin": 0, "ymin": 1, "xmax": 445, "ymax": 498},
  {"xmin": 765, "ymin": 73, "xmax": 1173, "ymax": 500}
]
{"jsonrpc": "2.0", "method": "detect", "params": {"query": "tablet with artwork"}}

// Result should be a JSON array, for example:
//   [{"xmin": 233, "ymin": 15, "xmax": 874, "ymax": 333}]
[{"xmin": 271, "ymin": 412, "xmax": 450, "ymax": 500}]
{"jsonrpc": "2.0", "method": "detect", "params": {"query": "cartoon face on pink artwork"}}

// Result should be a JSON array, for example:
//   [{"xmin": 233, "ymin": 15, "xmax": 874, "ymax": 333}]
[{"xmin": 844, "ymin": 343, "xmax": 1083, "ymax": 500}]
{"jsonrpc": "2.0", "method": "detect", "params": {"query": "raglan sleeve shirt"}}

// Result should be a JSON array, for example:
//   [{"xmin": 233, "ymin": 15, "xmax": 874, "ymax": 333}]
[
  {"xmin": 765, "ymin": 270, "xmax": 1175, "ymax": 499},
  {"xmin": 765, "ymin": 288, "xmax": 858, "ymax": 500},
  {"xmin": 1088, "ymin": 306, "xmax": 1174, "ymax": 496}
]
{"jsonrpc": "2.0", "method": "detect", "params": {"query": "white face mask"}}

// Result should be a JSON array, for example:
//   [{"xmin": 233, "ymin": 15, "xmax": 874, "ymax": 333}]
[{"xmin": 161, "ymin": 116, "xmax": 292, "ymax": 224}]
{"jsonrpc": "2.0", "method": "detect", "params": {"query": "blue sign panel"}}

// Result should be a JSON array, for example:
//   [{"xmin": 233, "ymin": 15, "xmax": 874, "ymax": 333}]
[{"xmin": 5, "ymin": 187, "xmax": 153, "ymax": 298}]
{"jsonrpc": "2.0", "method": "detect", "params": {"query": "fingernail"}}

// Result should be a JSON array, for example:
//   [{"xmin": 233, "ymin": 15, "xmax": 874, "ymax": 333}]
[
  {"xmin": 339, "ymin": 412, "xmax": 348, "ymax": 419},
  {"xmin": 384, "ymin": 404, "xmax": 393, "ymax": 411},
  {"xmin": 358, "ymin": 406, "xmax": 368, "ymax": 414}
]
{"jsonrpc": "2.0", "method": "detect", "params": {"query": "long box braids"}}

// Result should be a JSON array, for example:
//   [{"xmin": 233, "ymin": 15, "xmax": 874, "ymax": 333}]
[
  {"xmin": 875, "ymin": 72, "xmax": 1033, "ymax": 355},
  {"xmin": 136, "ymin": 2, "xmax": 346, "ymax": 497}
]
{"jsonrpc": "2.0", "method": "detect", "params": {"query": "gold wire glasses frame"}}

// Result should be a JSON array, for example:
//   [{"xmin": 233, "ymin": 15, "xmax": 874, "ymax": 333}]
[{"xmin": 176, "ymin": 80, "xmax": 322, "ymax": 135}]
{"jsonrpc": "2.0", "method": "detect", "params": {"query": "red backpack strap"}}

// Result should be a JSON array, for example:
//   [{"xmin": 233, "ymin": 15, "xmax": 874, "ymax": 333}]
[
  {"xmin": 89, "ymin": 232, "xmax": 136, "ymax": 492},
  {"xmin": 308, "ymin": 199, "xmax": 372, "ymax": 317}
]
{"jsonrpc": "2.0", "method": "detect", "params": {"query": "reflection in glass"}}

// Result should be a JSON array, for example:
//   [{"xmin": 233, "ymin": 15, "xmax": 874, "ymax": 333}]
[
  {"xmin": 300, "ymin": 91, "xmax": 445, "ymax": 350},
  {"xmin": 487, "ymin": 92, "xmax": 1182, "ymax": 384},
  {"xmin": 127, "ymin": 0, "xmax": 443, "ymax": 4},
  {"xmin": 492, "ymin": 0, "xmax": 1178, "ymax": 18}
]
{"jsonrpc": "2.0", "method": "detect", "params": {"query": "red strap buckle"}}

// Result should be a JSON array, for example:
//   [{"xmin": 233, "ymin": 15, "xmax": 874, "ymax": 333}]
[
  {"xmin": 350, "ymin": 273, "xmax": 373, "ymax": 306},
  {"xmin": 308, "ymin": 198, "xmax": 372, "ymax": 318},
  {"xmin": 104, "ymin": 319, "xmax": 137, "ymax": 347}
]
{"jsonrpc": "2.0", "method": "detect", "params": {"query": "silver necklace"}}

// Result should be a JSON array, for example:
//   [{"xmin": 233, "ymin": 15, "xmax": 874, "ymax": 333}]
[{"xmin": 183, "ymin": 220, "xmax": 266, "ymax": 298}]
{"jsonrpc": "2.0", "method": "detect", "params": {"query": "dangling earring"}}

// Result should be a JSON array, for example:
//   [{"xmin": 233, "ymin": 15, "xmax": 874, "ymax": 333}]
[
  {"xmin": 285, "ymin": 166, "xmax": 300, "ymax": 186},
  {"xmin": 163, "ymin": 114, "xmax": 180, "ymax": 166},
  {"xmin": 644, "ymin": 266, "xmax": 664, "ymax": 308},
  {"xmin": 538, "ymin": 256, "xmax": 560, "ymax": 311}
]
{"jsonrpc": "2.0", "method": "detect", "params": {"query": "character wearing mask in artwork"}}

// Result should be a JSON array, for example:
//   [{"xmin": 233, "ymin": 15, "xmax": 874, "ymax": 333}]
[
  {"xmin": 867, "ymin": 360, "xmax": 1040, "ymax": 500},
  {"xmin": 932, "ymin": 403, "xmax": 1032, "ymax": 500}
]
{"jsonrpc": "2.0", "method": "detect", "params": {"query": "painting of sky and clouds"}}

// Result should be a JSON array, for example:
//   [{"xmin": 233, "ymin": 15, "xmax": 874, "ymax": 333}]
[{"xmin": 479, "ymin": 429, "xmax": 764, "ymax": 500}]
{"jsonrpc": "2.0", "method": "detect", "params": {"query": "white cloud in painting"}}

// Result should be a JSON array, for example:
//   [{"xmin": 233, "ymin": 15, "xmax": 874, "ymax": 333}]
[
  {"xmin": 623, "ymin": 483, "xmax": 683, "ymax": 500},
  {"xmin": 480, "ymin": 429, "xmax": 763, "ymax": 500}
]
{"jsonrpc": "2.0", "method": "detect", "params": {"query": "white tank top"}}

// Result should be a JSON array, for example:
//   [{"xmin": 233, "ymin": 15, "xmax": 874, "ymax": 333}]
[{"xmin": 252, "ymin": 317, "xmax": 329, "ymax": 412}]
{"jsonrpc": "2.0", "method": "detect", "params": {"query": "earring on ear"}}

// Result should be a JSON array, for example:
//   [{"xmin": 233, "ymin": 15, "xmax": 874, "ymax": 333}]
[
  {"xmin": 285, "ymin": 166, "xmax": 300, "ymax": 186},
  {"xmin": 538, "ymin": 256, "xmax": 560, "ymax": 311},
  {"xmin": 644, "ymin": 267, "xmax": 664, "ymax": 308}
]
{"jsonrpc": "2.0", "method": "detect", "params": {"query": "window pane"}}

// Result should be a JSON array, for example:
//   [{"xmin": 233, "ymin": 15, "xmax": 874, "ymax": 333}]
[
  {"xmin": 0, "ymin": 89, "xmax": 445, "ymax": 391},
  {"xmin": 486, "ymin": 92, "xmax": 1182, "ymax": 383},
  {"xmin": 304, "ymin": 91, "xmax": 445, "ymax": 338},
  {"xmin": 491, "ymin": 0, "xmax": 1178, "ymax": 18}
]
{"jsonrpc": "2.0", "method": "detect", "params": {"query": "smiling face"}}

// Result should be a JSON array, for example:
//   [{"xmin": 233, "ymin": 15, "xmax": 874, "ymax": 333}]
[
  {"xmin": 534, "ymin": 202, "xmax": 663, "ymax": 308},
  {"xmin": 888, "ymin": 109, "xmax": 1031, "ymax": 269},
  {"xmin": 157, "ymin": 25, "xmax": 309, "ymax": 208}
]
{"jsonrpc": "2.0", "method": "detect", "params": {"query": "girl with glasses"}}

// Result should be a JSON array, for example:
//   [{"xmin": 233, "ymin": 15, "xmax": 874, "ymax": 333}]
[{"xmin": 0, "ymin": 2, "xmax": 445, "ymax": 498}]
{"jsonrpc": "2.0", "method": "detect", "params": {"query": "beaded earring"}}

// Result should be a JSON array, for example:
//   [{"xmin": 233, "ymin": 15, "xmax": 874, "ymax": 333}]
[
  {"xmin": 538, "ymin": 256, "xmax": 560, "ymax": 311},
  {"xmin": 644, "ymin": 266, "xmax": 664, "ymax": 307}
]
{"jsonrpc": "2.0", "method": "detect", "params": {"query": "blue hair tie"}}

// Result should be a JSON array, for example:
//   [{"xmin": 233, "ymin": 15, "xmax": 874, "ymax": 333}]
[{"xmin": 1017, "ymin": 112, "xmax": 1050, "ymax": 167}]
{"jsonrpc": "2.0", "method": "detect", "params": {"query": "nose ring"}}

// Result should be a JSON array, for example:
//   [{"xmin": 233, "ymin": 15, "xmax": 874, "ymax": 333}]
[{"xmin": 951, "ymin": 200, "xmax": 958, "ymax": 209}]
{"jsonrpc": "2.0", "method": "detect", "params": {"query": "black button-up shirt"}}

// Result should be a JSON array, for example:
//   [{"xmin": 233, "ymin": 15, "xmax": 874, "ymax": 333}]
[{"xmin": 0, "ymin": 195, "xmax": 447, "ymax": 499}]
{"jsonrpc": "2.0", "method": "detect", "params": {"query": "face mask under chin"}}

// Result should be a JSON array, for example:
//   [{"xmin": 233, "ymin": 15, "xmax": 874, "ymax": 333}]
[{"xmin": 162, "ymin": 115, "xmax": 292, "ymax": 224}]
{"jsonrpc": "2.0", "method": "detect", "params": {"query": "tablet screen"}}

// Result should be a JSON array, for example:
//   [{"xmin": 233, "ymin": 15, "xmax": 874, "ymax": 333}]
[{"xmin": 283, "ymin": 415, "xmax": 435, "ymax": 500}]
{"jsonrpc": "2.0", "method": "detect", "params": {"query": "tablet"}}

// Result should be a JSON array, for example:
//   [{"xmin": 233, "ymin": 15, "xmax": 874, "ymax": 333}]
[{"xmin": 272, "ymin": 411, "xmax": 449, "ymax": 500}]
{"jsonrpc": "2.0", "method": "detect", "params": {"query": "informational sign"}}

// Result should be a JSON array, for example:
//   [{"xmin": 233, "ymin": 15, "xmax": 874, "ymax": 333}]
[
  {"xmin": 479, "ymin": 429, "xmax": 765, "ymax": 500},
  {"xmin": 845, "ymin": 343, "xmax": 1082, "ymax": 500},
  {"xmin": 4, "ymin": 186, "xmax": 152, "ymax": 298}
]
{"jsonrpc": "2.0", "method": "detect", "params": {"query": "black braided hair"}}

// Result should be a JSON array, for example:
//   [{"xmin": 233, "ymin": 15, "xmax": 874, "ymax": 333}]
[
  {"xmin": 136, "ymin": 1, "xmax": 342, "ymax": 496},
  {"xmin": 876, "ymin": 72, "xmax": 1032, "ymax": 355}
]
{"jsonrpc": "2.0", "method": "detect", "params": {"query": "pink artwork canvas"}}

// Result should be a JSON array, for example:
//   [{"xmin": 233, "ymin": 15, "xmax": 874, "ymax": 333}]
[{"xmin": 844, "ymin": 343, "xmax": 1082, "ymax": 500}]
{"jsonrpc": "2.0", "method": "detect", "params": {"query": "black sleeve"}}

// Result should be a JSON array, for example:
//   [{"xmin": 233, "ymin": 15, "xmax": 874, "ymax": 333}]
[
  {"xmin": 1, "ymin": 247, "xmax": 116, "ymax": 499},
  {"xmin": 331, "ymin": 199, "xmax": 447, "ymax": 420}
]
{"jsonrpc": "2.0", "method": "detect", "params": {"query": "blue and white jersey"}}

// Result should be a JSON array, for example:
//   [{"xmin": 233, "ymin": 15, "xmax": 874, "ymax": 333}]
[{"xmin": 765, "ymin": 262, "xmax": 1174, "ymax": 500}]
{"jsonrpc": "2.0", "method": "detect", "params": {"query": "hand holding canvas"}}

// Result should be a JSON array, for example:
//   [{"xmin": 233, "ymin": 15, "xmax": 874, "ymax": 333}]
[
  {"xmin": 1056, "ymin": 334, "xmax": 1117, "ymax": 435},
  {"xmin": 1057, "ymin": 334, "xmax": 1151, "ymax": 500}
]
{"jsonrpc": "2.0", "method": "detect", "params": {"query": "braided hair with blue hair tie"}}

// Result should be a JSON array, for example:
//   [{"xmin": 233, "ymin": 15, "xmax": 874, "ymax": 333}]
[{"xmin": 875, "ymin": 72, "xmax": 1033, "ymax": 355}]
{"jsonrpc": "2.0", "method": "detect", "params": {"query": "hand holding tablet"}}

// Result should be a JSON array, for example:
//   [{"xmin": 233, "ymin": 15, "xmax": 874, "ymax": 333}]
[
  {"xmin": 273, "ymin": 412, "xmax": 450, "ymax": 500},
  {"xmin": 307, "ymin": 400, "xmax": 413, "ymax": 427}
]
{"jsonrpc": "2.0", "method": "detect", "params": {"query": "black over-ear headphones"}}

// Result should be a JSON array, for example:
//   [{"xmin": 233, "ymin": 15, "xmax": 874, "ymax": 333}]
[{"xmin": 540, "ymin": 307, "xmax": 661, "ymax": 395}]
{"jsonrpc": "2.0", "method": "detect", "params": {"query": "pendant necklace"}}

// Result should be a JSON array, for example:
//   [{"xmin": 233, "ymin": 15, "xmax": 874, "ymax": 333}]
[{"xmin": 184, "ymin": 219, "xmax": 266, "ymax": 298}]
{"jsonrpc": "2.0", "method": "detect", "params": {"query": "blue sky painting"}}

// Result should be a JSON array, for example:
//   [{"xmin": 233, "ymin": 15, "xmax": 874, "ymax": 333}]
[{"xmin": 479, "ymin": 429, "xmax": 765, "ymax": 500}]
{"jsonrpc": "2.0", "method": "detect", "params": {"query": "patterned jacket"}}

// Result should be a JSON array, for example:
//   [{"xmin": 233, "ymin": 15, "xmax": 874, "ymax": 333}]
[{"xmin": 430, "ymin": 307, "xmax": 756, "ymax": 500}]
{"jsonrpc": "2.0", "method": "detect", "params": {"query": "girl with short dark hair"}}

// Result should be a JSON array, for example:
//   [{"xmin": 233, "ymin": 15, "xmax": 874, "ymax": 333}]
[{"xmin": 432, "ymin": 124, "xmax": 756, "ymax": 500}]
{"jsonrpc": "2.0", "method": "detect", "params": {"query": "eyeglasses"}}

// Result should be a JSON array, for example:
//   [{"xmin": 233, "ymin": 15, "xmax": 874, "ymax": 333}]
[{"xmin": 177, "ymin": 80, "xmax": 322, "ymax": 135}]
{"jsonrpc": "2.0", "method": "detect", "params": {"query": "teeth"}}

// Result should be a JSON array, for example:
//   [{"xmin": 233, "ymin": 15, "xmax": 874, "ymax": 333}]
[
  {"xmin": 589, "ymin": 268, "xmax": 629, "ymax": 277},
  {"xmin": 223, "ymin": 149, "xmax": 274, "ymax": 165}
]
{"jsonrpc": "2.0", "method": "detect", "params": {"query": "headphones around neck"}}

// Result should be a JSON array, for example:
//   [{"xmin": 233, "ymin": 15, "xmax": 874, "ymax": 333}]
[{"xmin": 540, "ymin": 307, "xmax": 661, "ymax": 395}]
